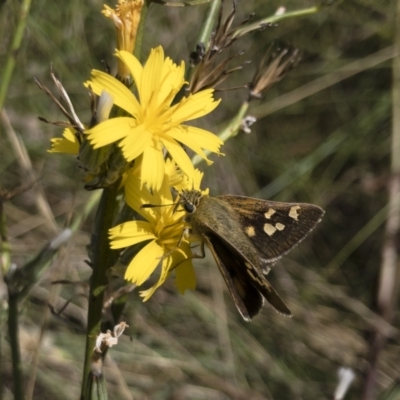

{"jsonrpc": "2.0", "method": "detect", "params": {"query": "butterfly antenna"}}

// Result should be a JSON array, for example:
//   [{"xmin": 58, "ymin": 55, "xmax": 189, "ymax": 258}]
[
  {"xmin": 141, "ymin": 203, "xmax": 175, "ymax": 209},
  {"xmin": 141, "ymin": 202, "xmax": 184, "ymax": 215}
]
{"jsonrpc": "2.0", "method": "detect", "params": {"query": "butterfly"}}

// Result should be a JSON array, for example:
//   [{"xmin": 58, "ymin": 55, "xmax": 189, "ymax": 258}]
[{"xmin": 179, "ymin": 189, "xmax": 324, "ymax": 321}]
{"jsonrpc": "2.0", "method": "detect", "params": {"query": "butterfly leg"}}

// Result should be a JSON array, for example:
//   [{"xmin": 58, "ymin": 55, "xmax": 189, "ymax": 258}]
[{"xmin": 160, "ymin": 237, "xmax": 206, "ymax": 273}]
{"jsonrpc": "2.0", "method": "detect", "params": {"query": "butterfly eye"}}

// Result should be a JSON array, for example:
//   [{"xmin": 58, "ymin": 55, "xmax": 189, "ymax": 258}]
[{"xmin": 183, "ymin": 202, "xmax": 195, "ymax": 213}]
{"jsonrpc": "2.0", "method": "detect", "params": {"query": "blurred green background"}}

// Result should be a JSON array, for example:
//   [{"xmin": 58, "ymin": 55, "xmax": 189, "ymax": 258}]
[{"xmin": 0, "ymin": 0, "xmax": 398, "ymax": 399}]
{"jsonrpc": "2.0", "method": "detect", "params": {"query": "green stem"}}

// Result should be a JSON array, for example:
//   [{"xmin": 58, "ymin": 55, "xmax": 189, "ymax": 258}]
[
  {"xmin": 0, "ymin": 0, "xmax": 32, "ymax": 112},
  {"xmin": 185, "ymin": 0, "xmax": 221, "ymax": 85},
  {"xmin": 196, "ymin": 0, "xmax": 221, "ymax": 47},
  {"xmin": 7, "ymin": 293, "xmax": 24, "ymax": 400},
  {"xmin": 80, "ymin": 184, "xmax": 120, "ymax": 399},
  {"xmin": 217, "ymin": 101, "xmax": 249, "ymax": 143},
  {"xmin": 233, "ymin": 6, "xmax": 320, "ymax": 39},
  {"xmin": 192, "ymin": 101, "xmax": 249, "ymax": 166}
]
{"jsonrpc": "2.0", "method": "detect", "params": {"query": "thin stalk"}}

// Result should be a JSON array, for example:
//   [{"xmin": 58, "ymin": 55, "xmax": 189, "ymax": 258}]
[
  {"xmin": 7, "ymin": 293, "xmax": 24, "ymax": 400},
  {"xmin": 0, "ymin": 0, "xmax": 32, "ymax": 112},
  {"xmin": 185, "ymin": 0, "xmax": 221, "ymax": 85},
  {"xmin": 217, "ymin": 101, "xmax": 249, "ymax": 143},
  {"xmin": 80, "ymin": 183, "xmax": 120, "ymax": 399},
  {"xmin": 232, "ymin": 6, "xmax": 320, "ymax": 39},
  {"xmin": 361, "ymin": 0, "xmax": 400, "ymax": 398},
  {"xmin": 192, "ymin": 100, "xmax": 249, "ymax": 166},
  {"xmin": 196, "ymin": 0, "xmax": 221, "ymax": 47}
]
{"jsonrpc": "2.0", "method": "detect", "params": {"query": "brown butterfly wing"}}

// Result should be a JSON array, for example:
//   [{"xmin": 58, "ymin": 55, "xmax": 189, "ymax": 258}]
[
  {"xmin": 203, "ymin": 234, "xmax": 263, "ymax": 321},
  {"xmin": 218, "ymin": 195, "xmax": 324, "ymax": 263},
  {"xmin": 203, "ymin": 232, "xmax": 292, "ymax": 320}
]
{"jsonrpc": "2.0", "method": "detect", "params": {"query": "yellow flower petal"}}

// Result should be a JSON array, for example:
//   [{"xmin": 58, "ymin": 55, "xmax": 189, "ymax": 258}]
[
  {"xmin": 64, "ymin": 127, "xmax": 78, "ymax": 142},
  {"xmin": 109, "ymin": 220, "xmax": 156, "ymax": 249},
  {"xmin": 86, "ymin": 117, "xmax": 134, "ymax": 148},
  {"xmin": 174, "ymin": 241, "xmax": 196, "ymax": 294},
  {"xmin": 118, "ymin": 124, "xmax": 152, "ymax": 161},
  {"xmin": 116, "ymin": 50, "xmax": 143, "ymax": 89},
  {"xmin": 48, "ymin": 128, "xmax": 79, "ymax": 154},
  {"xmin": 85, "ymin": 70, "xmax": 140, "ymax": 116},
  {"xmin": 175, "ymin": 261, "xmax": 196, "ymax": 294},
  {"xmin": 168, "ymin": 127, "xmax": 212, "ymax": 164},
  {"xmin": 124, "ymin": 168, "xmax": 155, "ymax": 219},
  {"xmin": 170, "ymin": 90, "xmax": 220, "ymax": 123},
  {"xmin": 140, "ymin": 46, "xmax": 165, "ymax": 106},
  {"xmin": 49, "ymin": 138, "xmax": 78, "ymax": 154},
  {"xmin": 183, "ymin": 125, "xmax": 223, "ymax": 153},
  {"xmin": 158, "ymin": 58, "xmax": 185, "ymax": 106},
  {"xmin": 139, "ymin": 255, "xmax": 172, "ymax": 301},
  {"xmin": 160, "ymin": 136, "xmax": 195, "ymax": 181},
  {"xmin": 140, "ymin": 140, "xmax": 165, "ymax": 191},
  {"xmin": 124, "ymin": 240, "xmax": 164, "ymax": 284}
]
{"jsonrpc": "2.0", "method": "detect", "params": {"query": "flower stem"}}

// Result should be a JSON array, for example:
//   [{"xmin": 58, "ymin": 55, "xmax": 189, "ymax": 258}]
[
  {"xmin": 7, "ymin": 292, "xmax": 24, "ymax": 400},
  {"xmin": 233, "ymin": 6, "xmax": 320, "ymax": 39},
  {"xmin": 196, "ymin": 0, "xmax": 221, "ymax": 47},
  {"xmin": 184, "ymin": 0, "xmax": 221, "ymax": 85},
  {"xmin": 216, "ymin": 101, "xmax": 249, "ymax": 143},
  {"xmin": 80, "ymin": 183, "xmax": 121, "ymax": 399},
  {"xmin": 192, "ymin": 100, "xmax": 249, "ymax": 166}
]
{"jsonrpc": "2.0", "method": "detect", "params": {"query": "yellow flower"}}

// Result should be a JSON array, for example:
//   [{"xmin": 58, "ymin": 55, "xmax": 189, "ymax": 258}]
[
  {"xmin": 109, "ymin": 160, "xmax": 197, "ymax": 300},
  {"xmin": 171, "ymin": 165, "xmax": 209, "ymax": 196},
  {"xmin": 85, "ymin": 46, "xmax": 223, "ymax": 191},
  {"xmin": 102, "ymin": 0, "xmax": 144, "ymax": 80},
  {"xmin": 48, "ymin": 91, "xmax": 113, "ymax": 156},
  {"xmin": 48, "ymin": 127, "xmax": 79, "ymax": 154}
]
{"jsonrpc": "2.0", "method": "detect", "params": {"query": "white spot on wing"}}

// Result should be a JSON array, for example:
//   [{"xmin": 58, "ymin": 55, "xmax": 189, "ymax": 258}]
[
  {"xmin": 289, "ymin": 206, "xmax": 301, "ymax": 220},
  {"xmin": 264, "ymin": 223, "xmax": 277, "ymax": 236},
  {"xmin": 264, "ymin": 209, "xmax": 276, "ymax": 219},
  {"xmin": 275, "ymin": 223, "xmax": 285, "ymax": 231},
  {"xmin": 245, "ymin": 226, "xmax": 256, "ymax": 237}
]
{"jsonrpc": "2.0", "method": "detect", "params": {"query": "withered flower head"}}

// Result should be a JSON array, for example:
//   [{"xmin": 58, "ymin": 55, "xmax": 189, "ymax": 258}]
[
  {"xmin": 188, "ymin": 0, "xmax": 254, "ymax": 94},
  {"xmin": 248, "ymin": 45, "xmax": 300, "ymax": 101},
  {"xmin": 102, "ymin": 0, "xmax": 144, "ymax": 81}
]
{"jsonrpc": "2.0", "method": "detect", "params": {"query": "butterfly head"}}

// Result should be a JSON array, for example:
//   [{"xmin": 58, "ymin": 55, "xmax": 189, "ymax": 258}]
[{"xmin": 179, "ymin": 189, "xmax": 203, "ymax": 214}]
